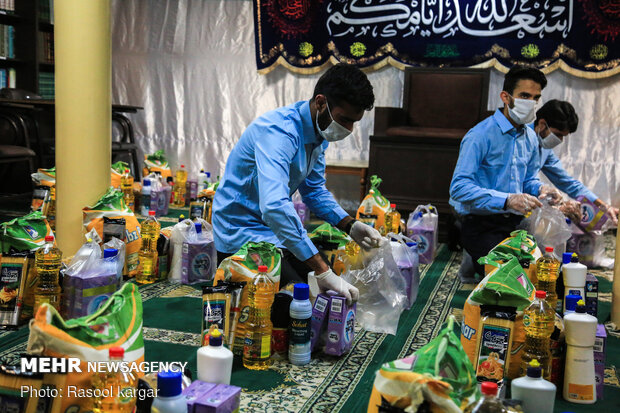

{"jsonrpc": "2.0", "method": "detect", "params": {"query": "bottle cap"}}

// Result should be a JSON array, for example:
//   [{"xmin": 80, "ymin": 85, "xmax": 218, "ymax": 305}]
[
  {"xmin": 566, "ymin": 218, "xmax": 571, "ymax": 225},
  {"xmin": 179, "ymin": 214, "xmax": 185, "ymax": 222},
  {"xmin": 167, "ymin": 177, "xmax": 173, "ymax": 183},
  {"xmin": 156, "ymin": 369, "xmax": 183, "ymax": 398},
  {"xmin": 527, "ymin": 359, "xmax": 542, "ymax": 378},
  {"xmin": 206, "ymin": 172, "xmax": 211, "ymax": 177},
  {"xmin": 535, "ymin": 290, "xmax": 547, "ymax": 299},
  {"xmin": 209, "ymin": 328, "xmax": 223, "ymax": 347},
  {"xmin": 103, "ymin": 248, "xmax": 118, "ymax": 258},
  {"xmin": 109, "ymin": 347, "xmax": 124, "ymax": 358},
  {"xmin": 480, "ymin": 381, "xmax": 498, "ymax": 396},
  {"xmin": 565, "ymin": 295, "xmax": 582, "ymax": 312},
  {"xmin": 257, "ymin": 265, "xmax": 268, "ymax": 273},
  {"xmin": 200, "ymin": 169, "xmax": 204, "ymax": 173},
  {"xmin": 576, "ymin": 299, "xmax": 587, "ymax": 313},
  {"xmin": 293, "ymin": 283, "xmax": 310, "ymax": 300},
  {"xmin": 45, "ymin": 235, "xmax": 54, "ymax": 242},
  {"xmin": 195, "ymin": 223, "xmax": 202, "ymax": 234},
  {"xmin": 562, "ymin": 252, "xmax": 573, "ymax": 264},
  {"xmin": 545, "ymin": 246, "xmax": 554, "ymax": 252},
  {"xmin": 406, "ymin": 242, "xmax": 417, "ymax": 248},
  {"xmin": 181, "ymin": 164, "xmax": 185, "ymax": 168},
  {"xmin": 390, "ymin": 203, "xmax": 396, "ymax": 209},
  {"xmin": 143, "ymin": 179, "xmax": 151, "ymax": 186},
  {"xmin": 571, "ymin": 253, "xmax": 579, "ymax": 263},
  {"xmin": 149, "ymin": 210, "xmax": 156, "ymax": 216}
]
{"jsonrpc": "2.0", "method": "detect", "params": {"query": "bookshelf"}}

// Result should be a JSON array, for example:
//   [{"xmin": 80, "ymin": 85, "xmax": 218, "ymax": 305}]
[{"xmin": 0, "ymin": 0, "xmax": 54, "ymax": 98}]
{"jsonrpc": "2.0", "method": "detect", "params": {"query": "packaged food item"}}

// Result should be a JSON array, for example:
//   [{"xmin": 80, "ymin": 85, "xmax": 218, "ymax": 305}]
[
  {"xmin": 310, "ymin": 293, "xmax": 330, "ymax": 351},
  {"xmin": 157, "ymin": 228, "xmax": 172, "ymax": 281},
  {"xmin": 0, "ymin": 211, "xmax": 54, "ymax": 254},
  {"xmin": 0, "ymin": 253, "xmax": 29, "ymax": 328},
  {"xmin": 182, "ymin": 380, "xmax": 218, "ymax": 413},
  {"xmin": 356, "ymin": 175, "xmax": 390, "ymax": 233},
  {"xmin": 324, "ymin": 294, "xmax": 356, "ymax": 356},
  {"xmin": 308, "ymin": 222, "xmax": 351, "ymax": 276},
  {"xmin": 31, "ymin": 185, "xmax": 51, "ymax": 214},
  {"xmin": 103, "ymin": 217, "xmax": 126, "ymax": 243},
  {"xmin": 143, "ymin": 149, "xmax": 172, "ymax": 178},
  {"xmin": 594, "ymin": 323, "xmax": 606, "ymax": 400},
  {"xmin": 201, "ymin": 285, "xmax": 231, "ymax": 346},
  {"xmin": 215, "ymin": 280, "xmax": 247, "ymax": 347},
  {"xmin": 193, "ymin": 383, "xmax": 241, "ymax": 413},
  {"xmin": 486, "ymin": 230, "xmax": 542, "ymax": 283},
  {"xmin": 474, "ymin": 305, "xmax": 516, "ymax": 384}
]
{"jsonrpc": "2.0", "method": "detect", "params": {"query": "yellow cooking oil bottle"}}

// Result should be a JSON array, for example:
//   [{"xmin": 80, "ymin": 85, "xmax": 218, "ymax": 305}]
[
  {"xmin": 536, "ymin": 246, "xmax": 560, "ymax": 312},
  {"xmin": 173, "ymin": 164, "xmax": 188, "ymax": 207},
  {"xmin": 33, "ymin": 235, "xmax": 62, "ymax": 314},
  {"xmin": 91, "ymin": 347, "xmax": 136, "ymax": 413},
  {"xmin": 136, "ymin": 210, "xmax": 160, "ymax": 284},
  {"xmin": 384, "ymin": 203, "xmax": 401, "ymax": 234},
  {"xmin": 121, "ymin": 169, "xmax": 135, "ymax": 212},
  {"xmin": 243, "ymin": 265, "xmax": 275, "ymax": 370},
  {"xmin": 521, "ymin": 290, "xmax": 555, "ymax": 380}
]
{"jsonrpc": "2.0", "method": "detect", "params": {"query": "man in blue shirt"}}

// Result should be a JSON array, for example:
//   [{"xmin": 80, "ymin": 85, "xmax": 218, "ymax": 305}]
[
  {"xmin": 531, "ymin": 100, "xmax": 619, "ymax": 224},
  {"xmin": 450, "ymin": 66, "xmax": 562, "ymax": 277},
  {"xmin": 212, "ymin": 64, "xmax": 382, "ymax": 304}
]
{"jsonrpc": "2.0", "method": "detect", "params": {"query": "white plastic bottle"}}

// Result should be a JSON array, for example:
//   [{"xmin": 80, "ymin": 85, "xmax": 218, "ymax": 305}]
[
  {"xmin": 141, "ymin": 178, "xmax": 152, "ymax": 216},
  {"xmin": 151, "ymin": 370, "xmax": 187, "ymax": 413},
  {"xmin": 563, "ymin": 300, "xmax": 597, "ymax": 404},
  {"xmin": 511, "ymin": 359, "xmax": 556, "ymax": 413},
  {"xmin": 197, "ymin": 169, "xmax": 209, "ymax": 192},
  {"xmin": 197, "ymin": 328, "xmax": 233, "ymax": 384},
  {"xmin": 562, "ymin": 253, "xmax": 587, "ymax": 314},
  {"xmin": 288, "ymin": 283, "xmax": 312, "ymax": 365}
]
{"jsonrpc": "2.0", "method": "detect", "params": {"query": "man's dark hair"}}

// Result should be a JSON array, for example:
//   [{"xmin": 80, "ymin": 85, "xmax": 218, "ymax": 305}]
[
  {"xmin": 502, "ymin": 65, "xmax": 547, "ymax": 95},
  {"xmin": 313, "ymin": 63, "xmax": 374, "ymax": 111},
  {"xmin": 535, "ymin": 99, "xmax": 579, "ymax": 133}
]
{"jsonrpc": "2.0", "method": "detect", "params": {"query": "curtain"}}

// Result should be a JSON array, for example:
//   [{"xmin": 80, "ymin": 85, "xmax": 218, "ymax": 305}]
[{"xmin": 112, "ymin": 0, "xmax": 620, "ymax": 204}]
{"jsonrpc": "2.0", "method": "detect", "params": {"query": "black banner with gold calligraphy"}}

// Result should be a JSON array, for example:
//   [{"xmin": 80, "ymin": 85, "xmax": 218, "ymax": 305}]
[{"xmin": 254, "ymin": 0, "xmax": 620, "ymax": 78}]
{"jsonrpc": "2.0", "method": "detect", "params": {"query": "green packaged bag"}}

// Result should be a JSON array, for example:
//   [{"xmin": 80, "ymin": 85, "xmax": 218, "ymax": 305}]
[
  {"xmin": 0, "ymin": 211, "xmax": 53, "ymax": 254},
  {"xmin": 308, "ymin": 222, "xmax": 351, "ymax": 249},
  {"xmin": 470, "ymin": 257, "xmax": 535, "ymax": 311},
  {"xmin": 491, "ymin": 230, "xmax": 540, "ymax": 262}
]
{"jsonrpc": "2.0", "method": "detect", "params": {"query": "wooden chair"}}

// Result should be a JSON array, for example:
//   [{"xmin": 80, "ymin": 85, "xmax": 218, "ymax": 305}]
[{"xmin": 0, "ymin": 111, "xmax": 37, "ymax": 191}]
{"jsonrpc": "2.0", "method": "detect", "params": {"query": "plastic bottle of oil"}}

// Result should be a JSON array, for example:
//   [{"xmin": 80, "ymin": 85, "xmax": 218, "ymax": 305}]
[
  {"xmin": 536, "ymin": 246, "xmax": 560, "ymax": 311},
  {"xmin": 91, "ymin": 346, "xmax": 136, "ymax": 413},
  {"xmin": 383, "ymin": 203, "xmax": 401, "ymax": 235},
  {"xmin": 464, "ymin": 381, "xmax": 507, "ymax": 412},
  {"xmin": 520, "ymin": 290, "xmax": 555, "ymax": 380},
  {"xmin": 172, "ymin": 165, "xmax": 188, "ymax": 207},
  {"xmin": 243, "ymin": 265, "xmax": 275, "ymax": 370},
  {"xmin": 121, "ymin": 169, "xmax": 135, "ymax": 212},
  {"xmin": 137, "ymin": 211, "xmax": 160, "ymax": 284},
  {"xmin": 33, "ymin": 235, "xmax": 62, "ymax": 314}
]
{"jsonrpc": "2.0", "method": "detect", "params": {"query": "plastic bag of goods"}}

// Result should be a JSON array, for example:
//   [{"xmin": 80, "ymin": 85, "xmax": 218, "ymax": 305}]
[
  {"xmin": 308, "ymin": 222, "xmax": 352, "ymax": 275},
  {"xmin": 519, "ymin": 201, "xmax": 572, "ymax": 257},
  {"xmin": 356, "ymin": 175, "xmax": 390, "ymax": 234},
  {"xmin": 487, "ymin": 230, "xmax": 542, "ymax": 283},
  {"xmin": 181, "ymin": 220, "xmax": 217, "ymax": 284},
  {"xmin": 142, "ymin": 149, "xmax": 172, "ymax": 179},
  {"xmin": 389, "ymin": 232, "xmax": 419, "ymax": 310}
]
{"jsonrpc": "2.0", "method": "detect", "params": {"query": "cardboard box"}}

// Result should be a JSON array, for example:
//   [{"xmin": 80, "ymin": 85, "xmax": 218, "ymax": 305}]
[
  {"xmin": 594, "ymin": 324, "xmax": 606, "ymax": 400},
  {"xmin": 182, "ymin": 380, "xmax": 218, "ymax": 413},
  {"xmin": 585, "ymin": 273, "xmax": 598, "ymax": 317},
  {"xmin": 324, "ymin": 294, "xmax": 356, "ymax": 356},
  {"xmin": 194, "ymin": 383, "xmax": 241, "ymax": 413},
  {"xmin": 310, "ymin": 293, "xmax": 330, "ymax": 351}
]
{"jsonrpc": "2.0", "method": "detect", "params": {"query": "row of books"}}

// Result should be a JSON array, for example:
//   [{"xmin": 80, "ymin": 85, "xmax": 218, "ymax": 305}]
[
  {"xmin": 39, "ymin": 71, "xmax": 54, "ymax": 99},
  {"xmin": 39, "ymin": 0, "xmax": 54, "ymax": 24},
  {"xmin": 0, "ymin": 24, "xmax": 14, "ymax": 59},
  {"xmin": 0, "ymin": 67, "xmax": 16, "ymax": 89},
  {"xmin": 0, "ymin": 0, "xmax": 15, "ymax": 14},
  {"xmin": 39, "ymin": 31, "xmax": 54, "ymax": 63}
]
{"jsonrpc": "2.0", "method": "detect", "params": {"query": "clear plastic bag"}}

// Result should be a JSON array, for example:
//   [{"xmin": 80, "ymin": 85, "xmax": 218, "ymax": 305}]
[
  {"xmin": 341, "ymin": 242, "xmax": 407, "ymax": 335},
  {"xmin": 520, "ymin": 202, "xmax": 572, "ymax": 257},
  {"xmin": 388, "ymin": 232, "xmax": 420, "ymax": 309},
  {"xmin": 65, "ymin": 229, "xmax": 102, "ymax": 277},
  {"xmin": 103, "ymin": 237, "xmax": 126, "ymax": 285}
]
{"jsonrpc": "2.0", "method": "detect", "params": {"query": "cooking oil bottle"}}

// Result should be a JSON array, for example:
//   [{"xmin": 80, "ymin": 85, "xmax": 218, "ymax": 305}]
[
  {"xmin": 91, "ymin": 347, "xmax": 136, "ymax": 413},
  {"xmin": 384, "ymin": 203, "xmax": 401, "ymax": 234},
  {"xmin": 521, "ymin": 290, "xmax": 555, "ymax": 380},
  {"xmin": 536, "ymin": 246, "xmax": 560, "ymax": 311},
  {"xmin": 464, "ymin": 381, "xmax": 507, "ymax": 412},
  {"xmin": 172, "ymin": 164, "xmax": 188, "ymax": 207},
  {"xmin": 121, "ymin": 169, "xmax": 134, "ymax": 212},
  {"xmin": 137, "ymin": 211, "xmax": 160, "ymax": 284},
  {"xmin": 243, "ymin": 265, "xmax": 275, "ymax": 370},
  {"xmin": 33, "ymin": 235, "xmax": 62, "ymax": 314}
]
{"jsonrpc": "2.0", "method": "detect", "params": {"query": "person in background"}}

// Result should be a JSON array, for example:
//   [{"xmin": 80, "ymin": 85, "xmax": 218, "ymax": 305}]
[
  {"xmin": 531, "ymin": 99, "xmax": 619, "ymax": 224},
  {"xmin": 212, "ymin": 64, "xmax": 382, "ymax": 304},
  {"xmin": 450, "ymin": 65, "xmax": 563, "ymax": 279}
]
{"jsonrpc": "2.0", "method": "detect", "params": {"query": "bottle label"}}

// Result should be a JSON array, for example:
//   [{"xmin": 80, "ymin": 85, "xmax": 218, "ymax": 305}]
[
  {"xmin": 476, "ymin": 324, "xmax": 512, "ymax": 382},
  {"xmin": 141, "ymin": 194, "xmax": 150, "ymax": 210},
  {"xmin": 243, "ymin": 335, "xmax": 271, "ymax": 360},
  {"xmin": 567, "ymin": 383, "xmax": 594, "ymax": 401},
  {"xmin": 190, "ymin": 204, "xmax": 203, "ymax": 219},
  {"xmin": 289, "ymin": 317, "xmax": 311, "ymax": 345}
]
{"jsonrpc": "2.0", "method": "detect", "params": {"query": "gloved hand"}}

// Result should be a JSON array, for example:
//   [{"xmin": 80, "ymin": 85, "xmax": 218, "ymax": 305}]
[
  {"xmin": 538, "ymin": 185, "xmax": 563, "ymax": 206},
  {"xmin": 506, "ymin": 193, "xmax": 543, "ymax": 215},
  {"xmin": 559, "ymin": 200, "xmax": 582, "ymax": 223},
  {"xmin": 350, "ymin": 221, "xmax": 383, "ymax": 250},
  {"xmin": 315, "ymin": 268, "xmax": 359, "ymax": 305},
  {"xmin": 598, "ymin": 201, "xmax": 619, "ymax": 225}
]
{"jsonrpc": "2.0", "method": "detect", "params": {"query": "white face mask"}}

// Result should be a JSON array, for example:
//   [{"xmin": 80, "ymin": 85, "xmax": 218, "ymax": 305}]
[
  {"xmin": 538, "ymin": 125, "xmax": 563, "ymax": 149},
  {"xmin": 507, "ymin": 95, "xmax": 538, "ymax": 125},
  {"xmin": 316, "ymin": 101, "xmax": 352, "ymax": 142}
]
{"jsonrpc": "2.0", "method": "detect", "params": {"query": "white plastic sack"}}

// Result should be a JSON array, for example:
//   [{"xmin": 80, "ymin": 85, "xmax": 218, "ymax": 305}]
[
  {"xmin": 520, "ymin": 202, "xmax": 572, "ymax": 258},
  {"xmin": 389, "ymin": 232, "xmax": 420, "ymax": 309},
  {"xmin": 65, "ymin": 229, "xmax": 102, "ymax": 276},
  {"xmin": 169, "ymin": 218, "xmax": 194, "ymax": 281},
  {"xmin": 341, "ymin": 242, "xmax": 407, "ymax": 335}
]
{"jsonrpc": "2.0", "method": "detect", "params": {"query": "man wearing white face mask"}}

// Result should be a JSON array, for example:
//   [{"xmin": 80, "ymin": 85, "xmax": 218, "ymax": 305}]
[
  {"xmin": 531, "ymin": 100, "xmax": 619, "ymax": 224},
  {"xmin": 212, "ymin": 64, "xmax": 381, "ymax": 304},
  {"xmin": 450, "ymin": 66, "xmax": 559, "ymax": 278}
]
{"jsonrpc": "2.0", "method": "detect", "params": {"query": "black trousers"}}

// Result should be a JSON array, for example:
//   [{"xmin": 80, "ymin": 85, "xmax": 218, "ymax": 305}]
[
  {"xmin": 217, "ymin": 249, "xmax": 312, "ymax": 287},
  {"xmin": 460, "ymin": 213, "xmax": 523, "ymax": 276}
]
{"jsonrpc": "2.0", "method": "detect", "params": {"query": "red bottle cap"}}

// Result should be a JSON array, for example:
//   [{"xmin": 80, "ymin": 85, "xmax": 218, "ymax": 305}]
[
  {"xmin": 480, "ymin": 381, "xmax": 498, "ymax": 396},
  {"xmin": 257, "ymin": 265, "xmax": 268, "ymax": 273},
  {"xmin": 45, "ymin": 235, "xmax": 54, "ymax": 242},
  {"xmin": 149, "ymin": 210, "xmax": 156, "ymax": 216},
  {"xmin": 108, "ymin": 347, "xmax": 124, "ymax": 358},
  {"xmin": 535, "ymin": 290, "xmax": 547, "ymax": 299},
  {"xmin": 390, "ymin": 203, "xmax": 396, "ymax": 209},
  {"xmin": 545, "ymin": 246, "xmax": 554, "ymax": 252},
  {"xmin": 181, "ymin": 164, "xmax": 185, "ymax": 168}
]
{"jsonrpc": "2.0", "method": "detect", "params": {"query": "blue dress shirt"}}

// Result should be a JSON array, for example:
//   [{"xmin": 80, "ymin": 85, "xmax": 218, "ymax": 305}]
[
  {"xmin": 212, "ymin": 100, "xmax": 348, "ymax": 260},
  {"xmin": 450, "ymin": 109, "xmax": 543, "ymax": 216}
]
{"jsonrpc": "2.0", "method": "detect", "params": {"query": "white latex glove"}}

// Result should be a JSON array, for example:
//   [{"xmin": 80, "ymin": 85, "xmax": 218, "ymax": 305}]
[
  {"xmin": 506, "ymin": 193, "xmax": 543, "ymax": 215},
  {"xmin": 597, "ymin": 201, "xmax": 619, "ymax": 225},
  {"xmin": 538, "ymin": 185, "xmax": 563, "ymax": 206},
  {"xmin": 350, "ymin": 221, "xmax": 382, "ymax": 250},
  {"xmin": 559, "ymin": 200, "xmax": 582, "ymax": 223},
  {"xmin": 314, "ymin": 269, "xmax": 359, "ymax": 305}
]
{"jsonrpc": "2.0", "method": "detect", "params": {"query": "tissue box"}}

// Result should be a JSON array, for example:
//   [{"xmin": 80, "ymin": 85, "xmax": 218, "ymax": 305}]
[
  {"xmin": 410, "ymin": 227, "xmax": 435, "ymax": 264},
  {"xmin": 310, "ymin": 293, "xmax": 330, "ymax": 351},
  {"xmin": 181, "ymin": 240, "xmax": 216, "ymax": 284},
  {"xmin": 183, "ymin": 381, "xmax": 218, "ymax": 413},
  {"xmin": 194, "ymin": 383, "xmax": 241, "ymax": 413},
  {"xmin": 64, "ymin": 271, "xmax": 117, "ymax": 318},
  {"xmin": 324, "ymin": 294, "xmax": 356, "ymax": 356},
  {"xmin": 585, "ymin": 273, "xmax": 598, "ymax": 317},
  {"xmin": 576, "ymin": 195, "xmax": 609, "ymax": 232},
  {"xmin": 594, "ymin": 324, "xmax": 606, "ymax": 400}
]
